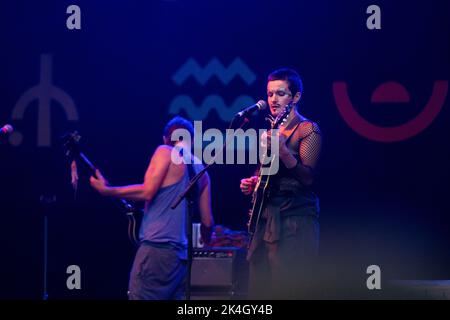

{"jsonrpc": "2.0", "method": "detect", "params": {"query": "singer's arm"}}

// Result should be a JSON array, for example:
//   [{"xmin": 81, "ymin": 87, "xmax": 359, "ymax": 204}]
[
  {"xmin": 280, "ymin": 150, "xmax": 315, "ymax": 186},
  {"xmin": 279, "ymin": 124, "xmax": 321, "ymax": 187},
  {"xmin": 90, "ymin": 145, "xmax": 171, "ymax": 202}
]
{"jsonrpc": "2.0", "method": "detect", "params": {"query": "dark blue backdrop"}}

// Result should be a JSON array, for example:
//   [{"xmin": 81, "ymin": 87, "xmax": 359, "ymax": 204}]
[{"xmin": 0, "ymin": 0, "xmax": 449, "ymax": 299}]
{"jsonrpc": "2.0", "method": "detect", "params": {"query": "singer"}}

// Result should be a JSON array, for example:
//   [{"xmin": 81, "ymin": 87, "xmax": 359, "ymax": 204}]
[
  {"xmin": 90, "ymin": 116, "xmax": 214, "ymax": 300},
  {"xmin": 240, "ymin": 68, "xmax": 322, "ymax": 299}
]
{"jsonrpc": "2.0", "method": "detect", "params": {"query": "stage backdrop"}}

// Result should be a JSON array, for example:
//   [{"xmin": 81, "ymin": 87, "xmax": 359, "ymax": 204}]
[{"xmin": 0, "ymin": 0, "xmax": 449, "ymax": 298}]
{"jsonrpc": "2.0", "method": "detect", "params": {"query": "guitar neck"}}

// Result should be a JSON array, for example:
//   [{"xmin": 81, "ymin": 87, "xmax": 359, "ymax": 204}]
[
  {"xmin": 78, "ymin": 152, "xmax": 97, "ymax": 176},
  {"xmin": 74, "ymin": 152, "xmax": 136, "ymax": 213}
]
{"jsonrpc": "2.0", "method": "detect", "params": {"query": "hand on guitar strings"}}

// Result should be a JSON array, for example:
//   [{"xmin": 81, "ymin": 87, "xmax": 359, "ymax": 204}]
[
  {"xmin": 240, "ymin": 176, "xmax": 258, "ymax": 195},
  {"xmin": 263, "ymin": 130, "xmax": 290, "ymax": 159}
]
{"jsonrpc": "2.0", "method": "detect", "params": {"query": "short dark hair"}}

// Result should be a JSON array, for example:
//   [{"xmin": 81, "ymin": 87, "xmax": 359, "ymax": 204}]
[
  {"xmin": 267, "ymin": 68, "xmax": 303, "ymax": 96},
  {"xmin": 163, "ymin": 116, "xmax": 194, "ymax": 146}
]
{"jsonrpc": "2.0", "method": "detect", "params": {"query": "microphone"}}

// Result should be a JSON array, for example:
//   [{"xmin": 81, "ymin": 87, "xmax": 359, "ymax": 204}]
[
  {"xmin": 0, "ymin": 124, "xmax": 13, "ymax": 136},
  {"xmin": 236, "ymin": 100, "xmax": 267, "ymax": 117}
]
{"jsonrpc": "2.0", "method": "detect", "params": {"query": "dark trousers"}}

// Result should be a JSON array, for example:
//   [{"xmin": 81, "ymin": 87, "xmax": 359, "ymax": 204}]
[
  {"xmin": 248, "ymin": 215, "xmax": 320, "ymax": 299},
  {"xmin": 128, "ymin": 242, "xmax": 187, "ymax": 300}
]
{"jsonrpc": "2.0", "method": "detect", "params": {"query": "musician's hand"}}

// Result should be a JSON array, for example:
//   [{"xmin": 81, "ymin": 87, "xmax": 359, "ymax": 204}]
[
  {"xmin": 277, "ymin": 132, "xmax": 290, "ymax": 158},
  {"xmin": 90, "ymin": 169, "xmax": 110, "ymax": 196},
  {"xmin": 240, "ymin": 176, "xmax": 257, "ymax": 195},
  {"xmin": 265, "ymin": 130, "xmax": 290, "ymax": 159}
]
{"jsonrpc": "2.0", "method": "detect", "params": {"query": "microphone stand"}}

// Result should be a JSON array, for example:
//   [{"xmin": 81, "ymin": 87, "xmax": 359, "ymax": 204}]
[
  {"xmin": 40, "ymin": 194, "xmax": 56, "ymax": 300},
  {"xmin": 170, "ymin": 114, "xmax": 250, "ymax": 300}
]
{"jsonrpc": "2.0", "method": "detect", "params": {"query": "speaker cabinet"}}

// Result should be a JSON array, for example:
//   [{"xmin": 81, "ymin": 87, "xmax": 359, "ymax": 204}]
[{"xmin": 191, "ymin": 247, "xmax": 248, "ymax": 299}]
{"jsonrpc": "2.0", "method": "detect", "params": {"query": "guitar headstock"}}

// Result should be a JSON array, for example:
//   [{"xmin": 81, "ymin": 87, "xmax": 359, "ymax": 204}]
[
  {"xmin": 271, "ymin": 102, "xmax": 294, "ymax": 129},
  {"xmin": 61, "ymin": 131, "xmax": 81, "ymax": 159}
]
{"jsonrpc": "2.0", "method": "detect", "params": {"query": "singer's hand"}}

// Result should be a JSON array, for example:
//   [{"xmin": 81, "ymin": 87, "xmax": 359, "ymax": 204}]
[
  {"xmin": 240, "ymin": 176, "xmax": 258, "ymax": 195},
  {"xmin": 265, "ymin": 130, "xmax": 289, "ymax": 158},
  {"xmin": 277, "ymin": 132, "xmax": 290, "ymax": 159},
  {"xmin": 90, "ymin": 169, "xmax": 110, "ymax": 196}
]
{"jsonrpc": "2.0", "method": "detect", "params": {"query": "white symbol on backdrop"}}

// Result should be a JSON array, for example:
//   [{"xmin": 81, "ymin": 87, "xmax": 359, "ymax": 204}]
[{"xmin": 10, "ymin": 54, "xmax": 79, "ymax": 147}]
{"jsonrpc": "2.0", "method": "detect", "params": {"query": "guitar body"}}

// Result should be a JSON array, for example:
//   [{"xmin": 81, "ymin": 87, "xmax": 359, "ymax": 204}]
[
  {"xmin": 125, "ymin": 209, "xmax": 141, "ymax": 246},
  {"xmin": 247, "ymin": 103, "xmax": 293, "ymax": 235},
  {"xmin": 247, "ymin": 169, "xmax": 271, "ymax": 234}
]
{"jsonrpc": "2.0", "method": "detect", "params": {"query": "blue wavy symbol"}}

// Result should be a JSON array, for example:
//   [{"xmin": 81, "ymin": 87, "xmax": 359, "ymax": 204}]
[
  {"xmin": 172, "ymin": 57, "xmax": 256, "ymax": 86},
  {"xmin": 168, "ymin": 95, "xmax": 256, "ymax": 121}
]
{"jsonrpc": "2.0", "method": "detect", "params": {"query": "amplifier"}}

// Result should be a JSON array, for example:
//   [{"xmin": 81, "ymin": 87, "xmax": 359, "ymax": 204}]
[{"xmin": 191, "ymin": 247, "xmax": 248, "ymax": 298}]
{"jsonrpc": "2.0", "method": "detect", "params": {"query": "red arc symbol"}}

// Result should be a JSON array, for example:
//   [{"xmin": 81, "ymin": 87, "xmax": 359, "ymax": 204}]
[{"xmin": 333, "ymin": 81, "xmax": 448, "ymax": 142}]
